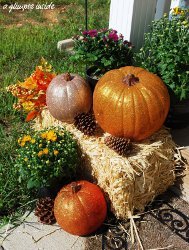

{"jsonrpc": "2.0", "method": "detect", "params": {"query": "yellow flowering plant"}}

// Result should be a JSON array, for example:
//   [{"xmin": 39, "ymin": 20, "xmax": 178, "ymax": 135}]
[{"xmin": 15, "ymin": 127, "xmax": 80, "ymax": 189}]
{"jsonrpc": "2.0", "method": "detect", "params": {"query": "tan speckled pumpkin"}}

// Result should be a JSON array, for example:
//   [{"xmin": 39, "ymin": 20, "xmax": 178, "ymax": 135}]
[
  {"xmin": 46, "ymin": 73, "xmax": 92, "ymax": 123},
  {"xmin": 93, "ymin": 66, "xmax": 170, "ymax": 141}
]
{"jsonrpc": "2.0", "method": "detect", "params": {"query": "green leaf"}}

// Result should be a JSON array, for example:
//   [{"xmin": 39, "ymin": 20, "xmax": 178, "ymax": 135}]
[{"xmin": 27, "ymin": 179, "xmax": 38, "ymax": 189}]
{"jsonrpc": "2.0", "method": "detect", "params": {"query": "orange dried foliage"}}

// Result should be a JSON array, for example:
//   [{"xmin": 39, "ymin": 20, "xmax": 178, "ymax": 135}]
[{"xmin": 7, "ymin": 58, "xmax": 56, "ymax": 121}]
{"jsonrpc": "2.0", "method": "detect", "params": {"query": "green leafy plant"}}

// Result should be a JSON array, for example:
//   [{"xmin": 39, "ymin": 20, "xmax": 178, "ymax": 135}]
[
  {"xmin": 16, "ymin": 127, "xmax": 79, "ymax": 189},
  {"xmin": 135, "ymin": 10, "xmax": 189, "ymax": 100},
  {"xmin": 71, "ymin": 28, "xmax": 133, "ymax": 77}
]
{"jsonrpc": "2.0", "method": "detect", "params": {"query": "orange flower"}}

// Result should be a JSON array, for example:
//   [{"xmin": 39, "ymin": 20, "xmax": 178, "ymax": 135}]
[
  {"xmin": 22, "ymin": 135, "xmax": 32, "ymax": 142},
  {"xmin": 43, "ymin": 148, "xmax": 49, "ymax": 154},
  {"xmin": 53, "ymin": 150, "xmax": 59, "ymax": 156},
  {"xmin": 19, "ymin": 77, "xmax": 37, "ymax": 90},
  {"xmin": 38, "ymin": 151, "xmax": 43, "ymax": 157},
  {"xmin": 7, "ymin": 58, "xmax": 56, "ymax": 121}
]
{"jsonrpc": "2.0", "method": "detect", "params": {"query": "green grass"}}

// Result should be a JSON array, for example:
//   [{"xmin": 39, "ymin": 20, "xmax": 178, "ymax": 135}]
[
  {"xmin": 25, "ymin": 9, "xmax": 47, "ymax": 23},
  {"xmin": 0, "ymin": 0, "xmax": 109, "ymax": 228}
]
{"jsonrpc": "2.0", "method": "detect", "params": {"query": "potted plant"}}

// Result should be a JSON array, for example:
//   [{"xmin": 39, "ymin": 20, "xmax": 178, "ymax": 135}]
[
  {"xmin": 134, "ymin": 8, "xmax": 189, "ymax": 128},
  {"xmin": 71, "ymin": 28, "xmax": 133, "ymax": 91},
  {"xmin": 15, "ymin": 127, "xmax": 80, "ymax": 194}
]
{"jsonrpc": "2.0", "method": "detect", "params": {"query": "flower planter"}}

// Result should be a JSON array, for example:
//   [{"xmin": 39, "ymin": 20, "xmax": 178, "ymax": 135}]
[
  {"xmin": 86, "ymin": 67, "xmax": 99, "ymax": 92},
  {"xmin": 165, "ymin": 89, "xmax": 189, "ymax": 129}
]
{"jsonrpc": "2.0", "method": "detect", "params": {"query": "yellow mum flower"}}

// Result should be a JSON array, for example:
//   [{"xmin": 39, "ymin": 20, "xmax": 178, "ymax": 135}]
[
  {"xmin": 39, "ymin": 143, "xmax": 42, "ymax": 148},
  {"xmin": 20, "ymin": 141, "xmax": 25, "ymax": 147},
  {"xmin": 46, "ymin": 130, "xmax": 57, "ymax": 142},
  {"xmin": 173, "ymin": 7, "xmax": 181, "ymax": 15},
  {"xmin": 38, "ymin": 151, "xmax": 43, "ymax": 157},
  {"xmin": 41, "ymin": 132, "xmax": 47, "ymax": 139},
  {"xmin": 53, "ymin": 150, "xmax": 59, "ymax": 156},
  {"xmin": 43, "ymin": 148, "xmax": 49, "ymax": 154},
  {"xmin": 31, "ymin": 139, "xmax": 36, "ymax": 144},
  {"xmin": 22, "ymin": 135, "xmax": 32, "ymax": 142},
  {"xmin": 24, "ymin": 158, "xmax": 28, "ymax": 162}
]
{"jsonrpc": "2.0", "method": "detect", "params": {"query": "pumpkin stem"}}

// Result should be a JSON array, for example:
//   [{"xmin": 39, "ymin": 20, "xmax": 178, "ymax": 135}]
[
  {"xmin": 71, "ymin": 182, "xmax": 81, "ymax": 194},
  {"xmin": 123, "ymin": 74, "xmax": 139, "ymax": 86},
  {"xmin": 64, "ymin": 73, "xmax": 72, "ymax": 81}
]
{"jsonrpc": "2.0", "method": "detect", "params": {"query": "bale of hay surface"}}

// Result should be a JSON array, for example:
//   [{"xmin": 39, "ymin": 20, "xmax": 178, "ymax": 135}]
[{"xmin": 34, "ymin": 109, "xmax": 176, "ymax": 219}]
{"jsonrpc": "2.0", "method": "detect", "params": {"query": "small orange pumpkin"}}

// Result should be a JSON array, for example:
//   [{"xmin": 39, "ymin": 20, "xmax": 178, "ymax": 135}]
[
  {"xmin": 93, "ymin": 66, "xmax": 170, "ymax": 141},
  {"xmin": 46, "ymin": 73, "xmax": 92, "ymax": 122},
  {"xmin": 54, "ymin": 180, "xmax": 107, "ymax": 236}
]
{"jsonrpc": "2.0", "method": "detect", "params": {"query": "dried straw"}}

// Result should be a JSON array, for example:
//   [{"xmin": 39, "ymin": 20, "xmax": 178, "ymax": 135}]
[{"xmin": 33, "ymin": 109, "xmax": 177, "ymax": 219}]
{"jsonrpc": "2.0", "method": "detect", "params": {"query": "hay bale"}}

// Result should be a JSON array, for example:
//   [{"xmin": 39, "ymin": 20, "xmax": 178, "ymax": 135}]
[{"xmin": 34, "ymin": 109, "xmax": 176, "ymax": 219}]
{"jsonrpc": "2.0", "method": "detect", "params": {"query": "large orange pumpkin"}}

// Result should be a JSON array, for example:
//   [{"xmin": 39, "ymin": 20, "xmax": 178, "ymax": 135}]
[
  {"xmin": 54, "ymin": 180, "xmax": 107, "ymax": 236},
  {"xmin": 93, "ymin": 66, "xmax": 170, "ymax": 141},
  {"xmin": 46, "ymin": 73, "xmax": 92, "ymax": 123}
]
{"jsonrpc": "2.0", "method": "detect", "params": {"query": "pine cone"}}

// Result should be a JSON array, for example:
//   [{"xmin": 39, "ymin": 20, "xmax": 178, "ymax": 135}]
[
  {"xmin": 104, "ymin": 136, "xmax": 132, "ymax": 156},
  {"xmin": 74, "ymin": 112, "xmax": 96, "ymax": 135},
  {"xmin": 35, "ymin": 197, "xmax": 56, "ymax": 225}
]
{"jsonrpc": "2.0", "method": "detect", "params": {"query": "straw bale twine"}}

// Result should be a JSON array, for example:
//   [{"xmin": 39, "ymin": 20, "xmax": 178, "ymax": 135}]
[{"xmin": 34, "ymin": 109, "xmax": 177, "ymax": 219}]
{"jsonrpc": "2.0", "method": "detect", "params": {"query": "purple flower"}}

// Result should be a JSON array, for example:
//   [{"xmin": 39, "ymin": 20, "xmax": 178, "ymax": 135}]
[
  {"xmin": 82, "ymin": 30, "xmax": 88, "ymax": 36},
  {"xmin": 108, "ymin": 31, "xmax": 119, "ymax": 41},
  {"xmin": 88, "ymin": 29, "xmax": 98, "ymax": 37}
]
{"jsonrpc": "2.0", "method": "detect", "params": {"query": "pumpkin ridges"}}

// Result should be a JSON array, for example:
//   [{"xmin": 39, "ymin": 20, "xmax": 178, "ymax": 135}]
[
  {"xmin": 122, "ymin": 89, "xmax": 134, "ymax": 138},
  {"xmin": 94, "ymin": 81, "xmax": 120, "ymax": 133},
  {"xmin": 131, "ymin": 87, "xmax": 148, "ymax": 139},
  {"xmin": 135, "ymin": 85, "xmax": 153, "ymax": 132},
  {"xmin": 114, "ymin": 87, "xmax": 125, "ymax": 136},
  {"xmin": 140, "ymin": 89, "xmax": 163, "ymax": 139},
  {"xmin": 77, "ymin": 191, "xmax": 100, "ymax": 233},
  {"xmin": 140, "ymin": 83, "xmax": 169, "ymax": 120},
  {"xmin": 61, "ymin": 193, "xmax": 90, "ymax": 235},
  {"xmin": 136, "ymin": 87, "xmax": 162, "ymax": 139},
  {"xmin": 121, "ymin": 88, "xmax": 125, "ymax": 136},
  {"xmin": 148, "ymin": 85, "xmax": 168, "ymax": 114},
  {"xmin": 72, "ymin": 191, "xmax": 91, "ymax": 234},
  {"xmin": 146, "ymin": 82, "xmax": 170, "ymax": 111},
  {"xmin": 73, "ymin": 81, "xmax": 85, "ymax": 116},
  {"xmin": 132, "ymin": 87, "xmax": 154, "ymax": 140},
  {"xmin": 129, "ymin": 89, "xmax": 136, "ymax": 138}
]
